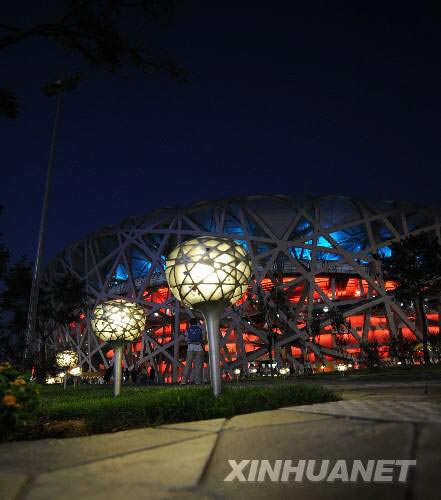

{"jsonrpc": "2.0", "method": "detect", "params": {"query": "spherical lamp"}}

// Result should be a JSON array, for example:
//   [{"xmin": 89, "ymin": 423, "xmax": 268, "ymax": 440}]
[
  {"xmin": 69, "ymin": 366, "xmax": 82, "ymax": 376},
  {"xmin": 91, "ymin": 299, "xmax": 145, "ymax": 396},
  {"xmin": 166, "ymin": 237, "xmax": 252, "ymax": 396},
  {"xmin": 69, "ymin": 366, "xmax": 82, "ymax": 388},
  {"xmin": 56, "ymin": 350, "xmax": 78, "ymax": 389},
  {"xmin": 165, "ymin": 237, "xmax": 251, "ymax": 307},
  {"xmin": 56, "ymin": 350, "xmax": 78, "ymax": 368}
]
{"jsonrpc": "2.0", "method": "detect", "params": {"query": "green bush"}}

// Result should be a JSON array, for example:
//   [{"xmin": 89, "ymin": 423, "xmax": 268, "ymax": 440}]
[{"xmin": 0, "ymin": 362, "xmax": 40, "ymax": 439}]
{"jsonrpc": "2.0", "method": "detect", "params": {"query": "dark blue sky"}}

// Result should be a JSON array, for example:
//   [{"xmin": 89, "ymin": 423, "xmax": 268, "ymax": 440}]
[{"xmin": 1, "ymin": 1, "xmax": 440, "ymax": 263}]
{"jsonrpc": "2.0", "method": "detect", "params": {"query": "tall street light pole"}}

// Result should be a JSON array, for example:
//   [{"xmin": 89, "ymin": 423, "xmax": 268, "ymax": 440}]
[{"xmin": 24, "ymin": 75, "xmax": 81, "ymax": 364}]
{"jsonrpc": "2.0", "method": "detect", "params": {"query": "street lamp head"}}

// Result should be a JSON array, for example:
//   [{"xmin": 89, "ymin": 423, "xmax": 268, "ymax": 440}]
[
  {"xmin": 56, "ymin": 350, "xmax": 78, "ymax": 368},
  {"xmin": 165, "ymin": 237, "xmax": 252, "ymax": 307},
  {"xmin": 43, "ymin": 74, "xmax": 82, "ymax": 96},
  {"xmin": 91, "ymin": 299, "xmax": 145, "ymax": 343}
]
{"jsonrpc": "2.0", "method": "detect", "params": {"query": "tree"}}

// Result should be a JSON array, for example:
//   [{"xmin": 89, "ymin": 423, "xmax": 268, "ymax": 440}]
[
  {"xmin": 0, "ymin": 0, "xmax": 183, "ymax": 118},
  {"xmin": 377, "ymin": 232, "xmax": 441, "ymax": 365},
  {"xmin": 360, "ymin": 340, "xmax": 381, "ymax": 368},
  {"xmin": 0, "ymin": 206, "xmax": 9, "ymax": 279},
  {"xmin": 0, "ymin": 260, "xmax": 86, "ymax": 378},
  {"xmin": 0, "ymin": 259, "xmax": 32, "ymax": 366},
  {"xmin": 34, "ymin": 273, "xmax": 87, "ymax": 381},
  {"xmin": 324, "ymin": 306, "xmax": 353, "ymax": 361},
  {"xmin": 428, "ymin": 333, "xmax": 441, "ymax": 364},
  {"xmin": 387, "ymin": 331, "xmax": 416, "ymax": 365}
]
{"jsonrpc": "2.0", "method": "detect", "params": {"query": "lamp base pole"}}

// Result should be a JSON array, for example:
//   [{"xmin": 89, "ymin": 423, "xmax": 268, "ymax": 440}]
[
  {"xmin": 64, "ymin": 369, "xmax": 67, "ymax": 390},
  {"xmin": 196, "ymin": 301, "xmax": 226, "ymax": 397},
  {"xmin": 113, "ymin": 343, "xmax": 125, "ymax": 397}
]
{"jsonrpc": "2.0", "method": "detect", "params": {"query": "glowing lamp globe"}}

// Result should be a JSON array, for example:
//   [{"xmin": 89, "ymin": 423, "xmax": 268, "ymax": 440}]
[
  {"xmin": 165, "ymin": 237, "xmax": 253, "ymax": 397},
  {"xmin": 91, "ymin": 299, "xmax": 145, "ymax": 397},
  {"xmin": 165, "ymin": 237, "xmax": 252, "ymax": 307},
  {"xmin": 56, "ymin": 350, "xmax": 78, "ymax": 369},
  {"xmin": 69, "ymin": 366, "xmax": 82, "ymax": 376},
  {"xmin": 91, "ymin": 299, "xmax": 146, "ymax": 343}
]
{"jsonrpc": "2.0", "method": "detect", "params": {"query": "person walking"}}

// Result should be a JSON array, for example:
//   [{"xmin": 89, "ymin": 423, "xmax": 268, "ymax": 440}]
[
  {"xmin": 130, "ymin": 366, "xmax": 137, "ymax": 385},
  {"xmin": 148, "ymin": 365, "xmax": 156, "ymax": 385},
  {"xmin": 181, "ymin": 318, "xmax": 204, "ymax": 385}
]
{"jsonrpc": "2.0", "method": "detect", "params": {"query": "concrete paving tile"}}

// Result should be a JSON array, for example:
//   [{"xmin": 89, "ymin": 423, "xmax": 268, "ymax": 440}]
[
  {"xmin": 160, "ymin": 418, "xmax": 226, "ymax": 433},
  {"xmin": 0, "ymin": 427, "xmax": 206, "ymax": 475},
  {"xmin": 341, "ymin": 386, "xmax": 441, "ymax": 404},
  {"xmin": 137, "ymin": 491, "xmax": 213, "ymax": 500},
  {"xmin": 203, "ymin": 417, "xmax": 413, "ymax": 500},
  {"xmin": 225, "ymin": 409, "xmax": 332, "ymax": 430},
  {"xmin": 0, "ymin": 472, "xmax": 28, "ymax": 500},
  {"xmin": 26, "ymin": 433, "xmax": 218, "ymax": 500},
  {"xmin": 289, "ymin": 399, "xmax": 441, "ymax": 424},
  {"xmin": 414, "ymin": 423, "xmax": 441, "ymax": 500}
]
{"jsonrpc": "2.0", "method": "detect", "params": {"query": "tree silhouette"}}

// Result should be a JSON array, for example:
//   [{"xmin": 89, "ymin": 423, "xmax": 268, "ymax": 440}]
[
  {"xmin": 428, "ymin": 333, "xmax": 441, "ymax": 363},
  {"xmin": 360, "ymin": 340, "xmax": 381, "ymax": 368},
  {"xmin": 35, "ymin": 273, "xmax": 87, "ymax": 380},
  {"xmin": 0, "ymin": 206, "xmax": 9, "ymax": 278},
  {"xmin": 0, "ymin": 259, "xmax": 86, "ymax": 378},
  {"xmin": 0, "ymin": 259, "xmax": 30, "ymax": 365},
  {"xmin": 377, "ymin": 232, "xmax": 441, "ymax": 365},
  {"xmin": 0, "ymin": 0, "xmax": 183, "ymax": 118}
]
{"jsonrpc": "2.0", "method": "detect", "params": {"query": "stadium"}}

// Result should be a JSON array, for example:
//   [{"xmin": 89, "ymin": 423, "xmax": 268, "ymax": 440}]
[{"xmin": 46, "ymin": 195, "xmax": 441, "ymax": 381}]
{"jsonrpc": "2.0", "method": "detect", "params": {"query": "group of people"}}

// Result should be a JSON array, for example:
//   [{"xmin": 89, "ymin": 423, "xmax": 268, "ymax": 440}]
[
  {"xmin": 103, "ymin": 363, "xmax": 156, "ymax": 385},
  {"xmin": 125, "ymin": 365, "xmax": 156, "ymax": 385},
  {"xmin": 101, "ymin": 318, "xmax": 207, "ymax": 386},
  {"xmin": 100, "ymin": 317, "xmax": 309, "ymax": 386}
]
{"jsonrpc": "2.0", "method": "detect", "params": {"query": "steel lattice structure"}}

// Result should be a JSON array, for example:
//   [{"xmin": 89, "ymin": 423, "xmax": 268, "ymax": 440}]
[{"xmin": 45, "ymin": 195, "xmax": 441, "ymax": 381}]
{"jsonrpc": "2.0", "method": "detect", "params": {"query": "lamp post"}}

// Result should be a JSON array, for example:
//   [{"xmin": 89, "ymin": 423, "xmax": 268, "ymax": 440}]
[
  {"xmin": 55, "ymin": 350, "xmax": 78, "ymax": 389},
  {"xmin": 24, "ymin": 74, "xmax": 81, "ymax": 363},
  {"xmin": 69, "ymin": 366, "xmax": 82, "ymax": 388},
  {"xmin": 165, "ymin": 237, "xmax": 252, "ymax": 397},
  {"xmin": 91, "ymin": 299, "xmax": 145, "ymax": 397}
]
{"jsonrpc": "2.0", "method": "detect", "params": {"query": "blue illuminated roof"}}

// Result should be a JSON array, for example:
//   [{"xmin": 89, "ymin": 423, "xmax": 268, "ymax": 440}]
[{"xmin": 112, "ymin": 248, "xmax": 165, "ymax": 282}]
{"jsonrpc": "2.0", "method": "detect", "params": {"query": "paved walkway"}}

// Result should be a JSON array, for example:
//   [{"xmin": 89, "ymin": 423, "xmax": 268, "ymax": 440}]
[{"xmin": 1, "ymin": 383, "xmax": 440, "ymax": 500}]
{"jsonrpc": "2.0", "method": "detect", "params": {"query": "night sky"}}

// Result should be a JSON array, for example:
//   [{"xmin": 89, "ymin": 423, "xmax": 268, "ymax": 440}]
[{"xmin": 1, "ymin": 1, "xmax": 440, "ymax": 264}]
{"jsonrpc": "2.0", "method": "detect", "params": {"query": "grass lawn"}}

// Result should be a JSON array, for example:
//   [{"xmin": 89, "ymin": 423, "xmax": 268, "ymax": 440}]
[{"xmin": 13, "ymin": 382, "xmax": 339, "ymax": 441}]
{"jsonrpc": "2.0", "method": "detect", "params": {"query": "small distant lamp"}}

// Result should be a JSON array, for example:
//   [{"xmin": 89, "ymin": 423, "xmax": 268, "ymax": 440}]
[
  {"xmin": 69, "ymin": 366, "xmax": 82, "ymax": 388},
  {"xmin": 56, "ymin": 350, "xmax": 78, "ymax": 389},
  {"xmin": 279, "ymin": 367, "xmax": 290, "ymax": 378},
  {"xmin": 233, "ymin": 368, "xmax": 241, "ymax": 383},
  {"xmin": 91, "ymin": 299, "xmax": 145, "ymax": 397},
  {"xmin": 166, "ymin": 237, "xmax": 252, "ymax": 397},
  {"xmin": 69, "ymin": 366, "xmax": 81, "ymax": 376}
]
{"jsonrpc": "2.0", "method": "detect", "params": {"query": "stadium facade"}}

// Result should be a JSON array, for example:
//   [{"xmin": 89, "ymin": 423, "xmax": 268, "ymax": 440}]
[{"xmin": 46, "ymin": 195, "xmax": 441, "ymax": 380}]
